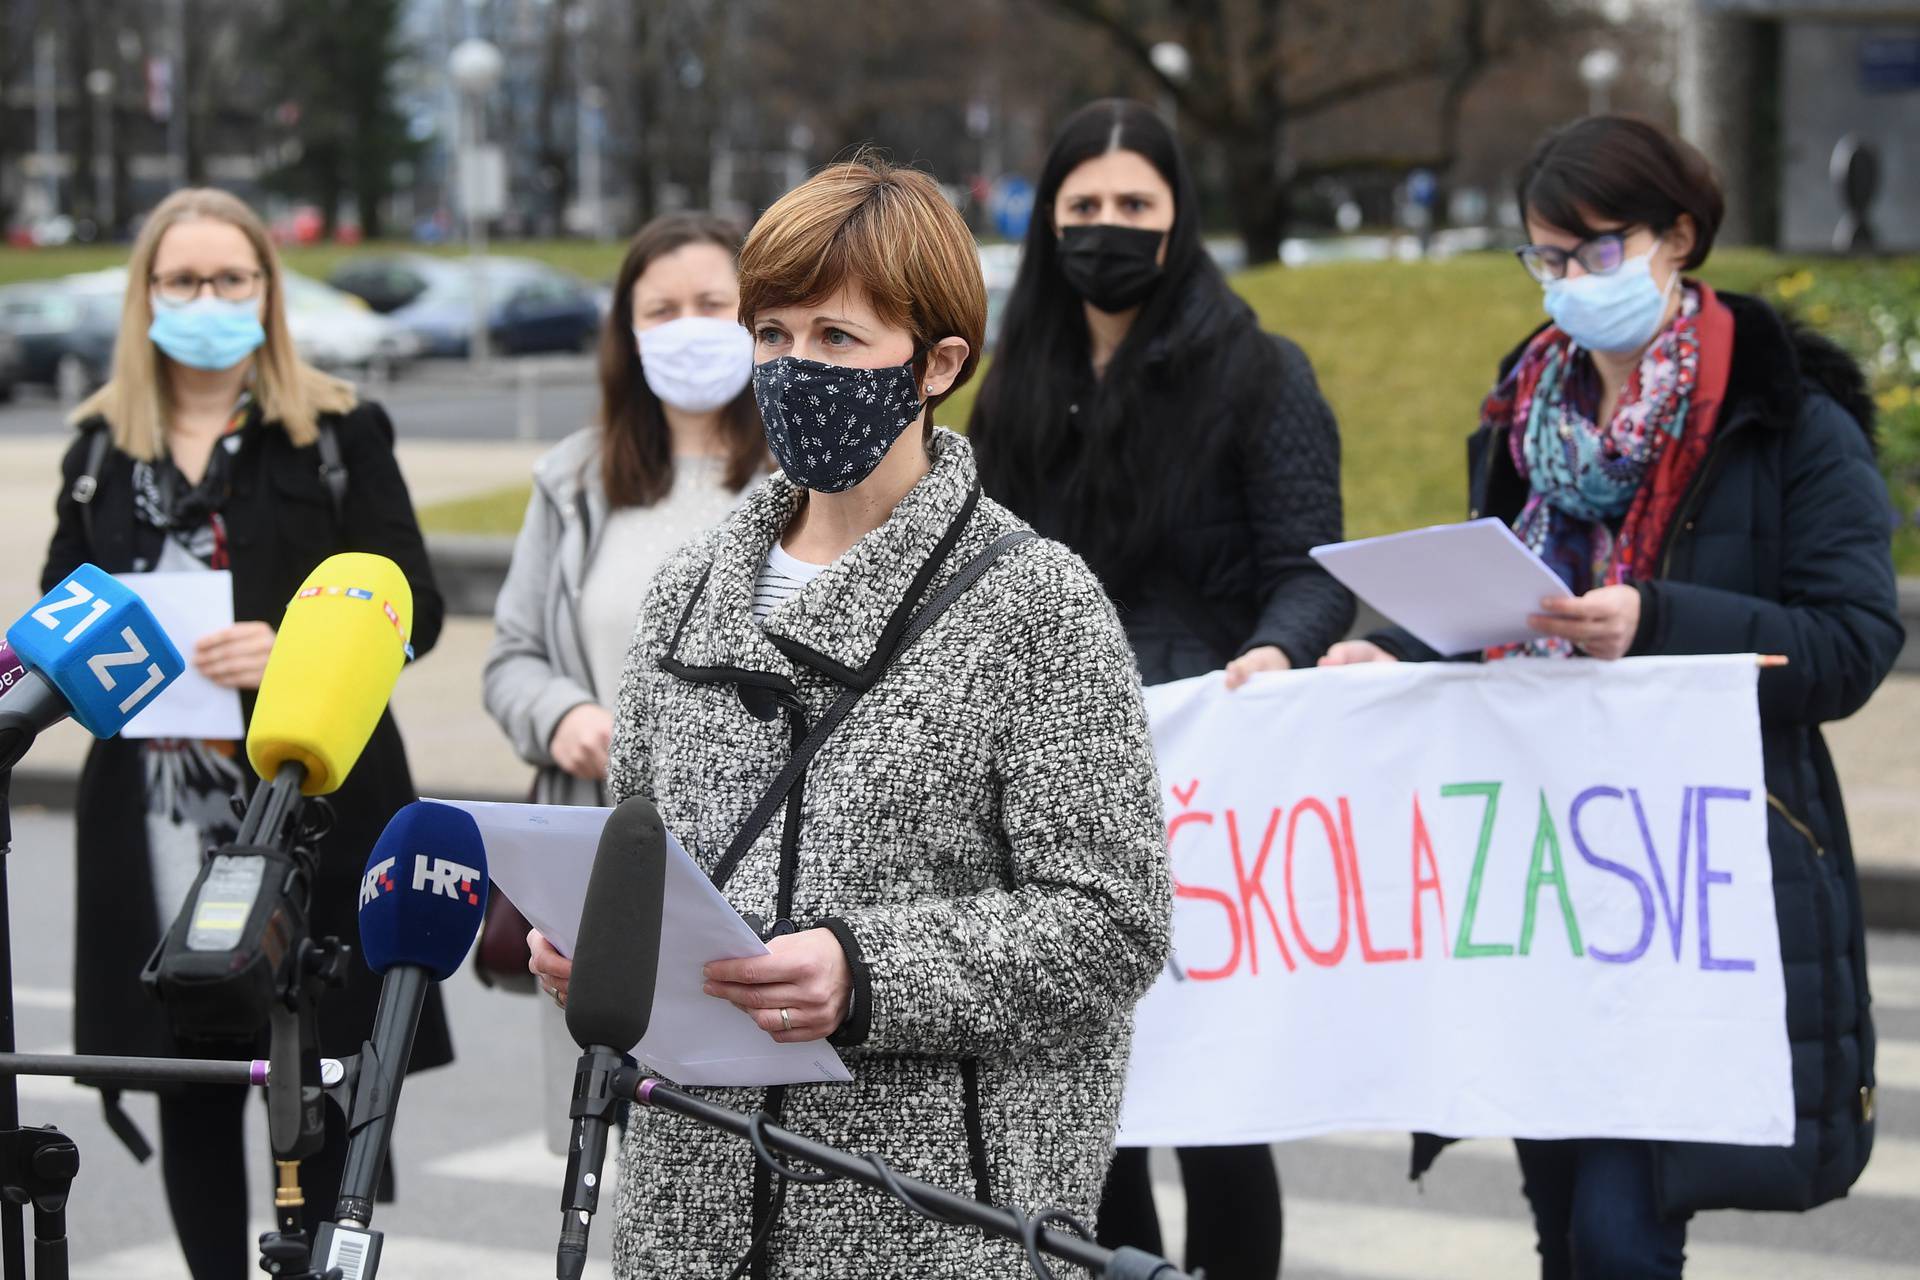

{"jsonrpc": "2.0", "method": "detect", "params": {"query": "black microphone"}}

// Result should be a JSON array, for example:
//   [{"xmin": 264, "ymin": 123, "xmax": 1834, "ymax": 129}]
[
  {"xmin": 311, "ymin": 802, "xmax": 490, "ymax": 1279},
  {"xmin": 557, "ymin": 796, "xmax": 668, "ymax": 1280}
]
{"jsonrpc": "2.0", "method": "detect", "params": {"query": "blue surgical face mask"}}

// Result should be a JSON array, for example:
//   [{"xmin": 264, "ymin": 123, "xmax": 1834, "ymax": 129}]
[
  {"xmin": 752, "ymin": 353, "xmax": 925, "ymax": 494},
  {"xmin": 148, "ymin": 296, "xmax": 267, "ymax": 371},
  {"xmin": 1541, "ymin": 249, "xmax": 1677, "ymax": 354}
]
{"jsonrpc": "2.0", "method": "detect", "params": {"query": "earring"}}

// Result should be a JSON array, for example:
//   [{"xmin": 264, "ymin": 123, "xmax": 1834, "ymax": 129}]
[{"xmin": 925, "ymin": 384, "xmax": 935, "ymax": 394}]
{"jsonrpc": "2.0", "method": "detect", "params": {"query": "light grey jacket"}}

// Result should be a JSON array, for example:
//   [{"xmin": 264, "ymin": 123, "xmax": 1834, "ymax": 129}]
[
  {"xmin": 482, "ymin": 427, "xmax": 608, "ymax": 807},
  {"xmin": 607, "ymin": 431, "xmax": 1172, "ymax": 1278}
]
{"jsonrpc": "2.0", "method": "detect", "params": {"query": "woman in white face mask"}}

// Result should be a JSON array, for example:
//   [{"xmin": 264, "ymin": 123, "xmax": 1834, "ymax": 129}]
[
  {"xmin": 486, "ymin": 212, "xmax": 766, "ymax": 809},
  {"xmin": 482, "ymin": 215, "xmax": 766, "ymax": 1144}
]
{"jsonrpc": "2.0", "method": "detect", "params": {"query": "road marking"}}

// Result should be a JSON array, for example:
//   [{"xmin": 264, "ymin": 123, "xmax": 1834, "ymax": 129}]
[
  {"xmin": 424, "ymin": 1128, "xmax": 620, "ymax": 1196},
  {"xmin": 1292, "ymin": 1130, "xmax": 1920, "ymax": 1202},
  {"xmin": 1874, "ymin": 964, "xmax": 1920, "ymax": 1012},
  {"xmin": 1269, "ymin": 1194, "xmax": 1920, "ymax": 1280},
  {"xmin": 12, "ymin": 985, "xmax": 74, "ymax": 1011},
  {"xmin": 1878, "ymin": 1039, "xmax": 1920, "ymax": 1093},
  {"xmin": 72, "ymin": 1236, "xmax": 613, "ymax": 1280}
]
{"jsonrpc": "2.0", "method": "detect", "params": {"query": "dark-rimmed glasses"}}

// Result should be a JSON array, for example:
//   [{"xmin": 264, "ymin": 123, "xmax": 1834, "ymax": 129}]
[
  {"xmin": 1514, "ymin": 232, "xmax": 1632, "ymax": 284},
  {"xmin": 150, "ymin": 269, "xmax": 265, "ymax": 307}
]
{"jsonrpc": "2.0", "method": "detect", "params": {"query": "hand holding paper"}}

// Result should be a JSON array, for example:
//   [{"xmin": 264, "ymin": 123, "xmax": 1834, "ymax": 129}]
[{"xmin": 113, "ymin": 571, "xmax": 246, "ymax": 740}]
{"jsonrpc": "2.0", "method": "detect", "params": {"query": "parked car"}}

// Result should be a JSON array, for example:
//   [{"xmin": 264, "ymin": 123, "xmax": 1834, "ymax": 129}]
[
  {"xmin": 0, "ymin": 329, "xmax": 22, "ymax": 402},
  {"xmin": 282, "ymin": 271, "xmax": 422, "ymax": 376},
  {"xmin": 326, "ymin": 253, "xmax": 450, "ymax": 315},
  {"xmin": 0, "ymin": 273, "xmax": 122, "ymax": 401},
  {"xmin": 386, "ymin": 258, "xmax": 601, "ymax": 358}
]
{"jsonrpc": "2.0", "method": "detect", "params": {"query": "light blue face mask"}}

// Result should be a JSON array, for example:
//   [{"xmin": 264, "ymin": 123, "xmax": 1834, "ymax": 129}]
[
  {"xmin": 1542, "ymin": 249, "xmax": 1677, "ymax": 355},
  {"xmin": 148, "ymin": 296, "xmax": 267, "ymax": 371}
]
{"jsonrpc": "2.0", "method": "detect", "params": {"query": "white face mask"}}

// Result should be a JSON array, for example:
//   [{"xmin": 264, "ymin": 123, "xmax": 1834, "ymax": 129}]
[{"xmin": 635, "ymin": 315, "xmax": 754, "ymax": 413}]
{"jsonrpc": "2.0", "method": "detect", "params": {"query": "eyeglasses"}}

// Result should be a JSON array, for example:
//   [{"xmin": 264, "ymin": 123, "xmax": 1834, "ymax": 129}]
[
  {"xmin": 1514, "ymin": 232, "xmax": 1634, "ymax": 284},
  {"xmin": 150, "ymin": 269, "xmax": 265, "ymax": 307}
]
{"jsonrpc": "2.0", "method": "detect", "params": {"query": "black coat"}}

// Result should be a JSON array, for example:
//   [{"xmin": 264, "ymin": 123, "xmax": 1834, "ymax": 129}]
[
  {"xmin": 39, "ymin": 400, "xmax": 454, "ymax": 1078},
  {"xmin": 1395, "ymin": 292, "xmax": 1904, "ymax": 1215},
  {"xmin": 1004, "ymin": 289, "xmax": 1355, "ymax": 684}
]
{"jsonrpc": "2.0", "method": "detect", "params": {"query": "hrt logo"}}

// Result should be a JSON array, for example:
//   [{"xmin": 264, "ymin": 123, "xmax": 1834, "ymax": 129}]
[
  {"xmin": 412, "ymin": 856, "xmax": 483, "ymax": 907},
  {"xmin": 359, "ymin": 857, "xmax": 398, "ymax": 907}
]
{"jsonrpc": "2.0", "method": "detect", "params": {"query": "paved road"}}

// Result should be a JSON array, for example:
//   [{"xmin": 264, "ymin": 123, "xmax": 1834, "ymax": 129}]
[
  {"xmin": 4, "ymin": 806, "xmax": 1919, "ymax": 1278},
  {"xmin": 0, "ymin": 361, "xmax": 596, "ymax": 443}
]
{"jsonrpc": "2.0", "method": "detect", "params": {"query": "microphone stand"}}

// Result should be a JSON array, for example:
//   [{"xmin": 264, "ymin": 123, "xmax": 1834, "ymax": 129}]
[
  {"xmin": 630, "ymin": 1077, "xmax": 1199, "ymax": 1280},
  {"xmin": 0, "ymin": 765, "xmax": 80, "ymax": 1280},
  {"xmin": 236, "ymin": 763, "xmax": 350, "ymax": 1280}
]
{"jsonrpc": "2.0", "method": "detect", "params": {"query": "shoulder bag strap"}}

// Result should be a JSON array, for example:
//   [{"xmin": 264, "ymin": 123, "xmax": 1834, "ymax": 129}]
[
  {"xmin": 74, "ymin": 424, "xmax": 111, "ymax": 551},
  {"xmin": 708, "ymin": 528, "xmax": 1036, "ymax": 891},
  {"xmin": 315, "ymin": 421, "xmax": 348, "ymax": 524}
]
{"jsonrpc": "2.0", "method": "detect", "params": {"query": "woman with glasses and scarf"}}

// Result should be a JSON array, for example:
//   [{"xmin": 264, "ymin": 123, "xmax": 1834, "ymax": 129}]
[
  {"xmin": 38, "ymin": 187, "xmax": 449, "ymax": 1279},
  {"xmin": 527, "ymin": 155, "xmax": 1172, "ymax": 1278},
  {"xmin": 1324, "ymin": 115, "xmax": 1903, "ymax": 1277},
  {"xmin": 970, "ymin": 98, "xmax": 1355, "ymax": 1279}
]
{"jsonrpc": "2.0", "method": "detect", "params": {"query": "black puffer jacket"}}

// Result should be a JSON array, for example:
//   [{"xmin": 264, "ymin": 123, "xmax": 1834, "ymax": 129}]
[
  {"xmin": 989, "ymin": 287, "xmax": 1355, "ymax": 684},
  {"xmin": 1395, "ymin": 291, "xmax": 1904, "ymax": 1215}
]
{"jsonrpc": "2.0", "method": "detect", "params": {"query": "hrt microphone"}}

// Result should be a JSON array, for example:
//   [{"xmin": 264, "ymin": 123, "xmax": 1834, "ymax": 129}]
[
  {"xmin": 557, "ymin": 796, "xmax": 668, "ymax": 1280},
  {"xmin": 313, "ymin": 802, "xmax": 488, "ymax": 1278},
  {"xmin": 1, "ymin": 565, "xmax": 185, "ymax": 771},
  {"xmin": 248, "ymin": 551, "xmax": 415, "ymax": 797}
]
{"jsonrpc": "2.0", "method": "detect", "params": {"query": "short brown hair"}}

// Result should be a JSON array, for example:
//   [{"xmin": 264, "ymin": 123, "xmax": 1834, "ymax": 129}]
[
  {"xmin": 1518, "ymin": 116, "xmax": 1726, "ymax": 271},
  {"xmin": 738, "ymin": 156, "xmax": 986, "ymax": 419},
  {"xmin": 599, "ymin": 212, "xmax": 765, "ymax": 508}
]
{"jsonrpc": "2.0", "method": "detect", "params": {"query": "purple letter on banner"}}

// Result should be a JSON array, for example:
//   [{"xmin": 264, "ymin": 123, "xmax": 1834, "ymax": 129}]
[
  {"xmin": 1695, "ymin": 786, "xmax": 1755, "ymax": 973},
  {"xmin": 1570, "ymin": 787, "xmax": 1654, "ymax": 964}
]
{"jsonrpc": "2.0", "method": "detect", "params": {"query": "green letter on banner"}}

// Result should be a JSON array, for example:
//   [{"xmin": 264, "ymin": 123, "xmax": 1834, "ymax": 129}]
[
  {"xmin": 1444, "ymin": 782, "xmax": 1514, "ymax": 958},
  {"xmin": 1520, "ymin": 789, "xmax": 1585, "ymax": 957}
]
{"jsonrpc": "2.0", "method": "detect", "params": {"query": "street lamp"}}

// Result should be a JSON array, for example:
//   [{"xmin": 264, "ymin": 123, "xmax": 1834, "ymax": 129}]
[
  {"xmin": 449, "ymin": 37, "xmax": 504, "ymax": 367},
  {"xmin": 1149, "ymin": 41, "xmax": 1191, "ymax": 127},
  {"xmin": 85, "ymin": 70, "xmax": 115, "ymax": 237},
  {"xmin": 1579, "ymin": 47, "xmax": 1623, "ymax": 117}
]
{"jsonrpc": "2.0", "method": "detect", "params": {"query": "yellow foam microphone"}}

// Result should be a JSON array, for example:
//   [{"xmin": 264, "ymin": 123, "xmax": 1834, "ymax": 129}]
[{"xmin": 247, "ymin": 552, "xmax": 414, "ymax": 796}]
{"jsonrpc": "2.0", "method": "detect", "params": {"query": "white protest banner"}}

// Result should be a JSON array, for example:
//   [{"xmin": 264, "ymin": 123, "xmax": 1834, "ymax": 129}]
[{"xmin": 1117, "ymin": 654, "xmax": 1792, "ymax": 1149}]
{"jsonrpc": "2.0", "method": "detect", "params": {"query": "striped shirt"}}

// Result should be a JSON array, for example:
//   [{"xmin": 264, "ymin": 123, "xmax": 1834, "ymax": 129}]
[{"xmin": 752, "ymin": 542, "xmax": 830, "ymax": 623}]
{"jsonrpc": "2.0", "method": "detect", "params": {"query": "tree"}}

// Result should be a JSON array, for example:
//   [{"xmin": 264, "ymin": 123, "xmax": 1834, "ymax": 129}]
[
  {"xmin": 1045, "ymin": 0, "xmax": 1567, "ymax": 263},
  {"xmin": 263, "ymin": 0, "xmax": 416, "ymax": 237}
]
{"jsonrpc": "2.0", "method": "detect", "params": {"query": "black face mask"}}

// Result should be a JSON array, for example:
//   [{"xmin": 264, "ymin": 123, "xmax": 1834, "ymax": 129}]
[{"xmin": 1056, "ymin": 223, "xmax": 1166, "ymax": 313}]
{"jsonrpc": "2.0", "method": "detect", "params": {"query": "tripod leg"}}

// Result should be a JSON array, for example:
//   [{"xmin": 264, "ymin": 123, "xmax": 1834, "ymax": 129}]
[
  {"xmin": 30, "ymin": 1202, "xmax": 65, "ymax": 1280},
  {"xmin": 0, "ymin": 805, "xmax": 30, "ymax": 1280}
]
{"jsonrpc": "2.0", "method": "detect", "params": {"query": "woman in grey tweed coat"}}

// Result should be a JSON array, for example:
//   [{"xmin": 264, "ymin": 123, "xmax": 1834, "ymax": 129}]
[{"xmin": 531, "ymin": 157, "xmax": 1172, "ymax": 1278}]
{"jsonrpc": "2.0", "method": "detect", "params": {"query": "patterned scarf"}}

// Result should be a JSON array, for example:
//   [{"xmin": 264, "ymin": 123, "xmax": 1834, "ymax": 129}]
[
  {"xmin": 138, "ymin": 392, "xmax": 257, "ymax": 846},
  {"xmin": 1487, "ymin": 287, "xmax": 1708, "ymax": 659}
]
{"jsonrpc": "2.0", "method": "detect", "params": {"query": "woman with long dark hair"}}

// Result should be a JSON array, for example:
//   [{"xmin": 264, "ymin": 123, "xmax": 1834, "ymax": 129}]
[{"xmin": 972, "ymin": 98, "xmax": 1354, "ymax": 1279}]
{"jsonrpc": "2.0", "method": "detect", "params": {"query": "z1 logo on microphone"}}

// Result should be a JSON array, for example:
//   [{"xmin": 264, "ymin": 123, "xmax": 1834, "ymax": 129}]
[
  {"xmin": 360, "ymin": 855, "xmax": 484, "ymax": 908},
  {"xmin": 5, "ymin": 565, "xmax": 185, "ymax": 738}
]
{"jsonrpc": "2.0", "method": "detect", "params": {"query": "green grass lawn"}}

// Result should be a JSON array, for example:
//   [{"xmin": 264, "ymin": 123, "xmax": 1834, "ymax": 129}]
[{"xmin": 6, "ymin": 241, "xmax": 1912, "ymax": 569}]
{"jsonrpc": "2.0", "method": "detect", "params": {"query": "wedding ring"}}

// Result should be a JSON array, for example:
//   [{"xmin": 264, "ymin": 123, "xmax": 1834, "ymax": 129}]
[
  {"xmin": 779, "ymin": 1007, "xmax": 793, "ymax": 1033},
  {"xmin": 548, "ymin": 984, "xmax": 565, "ymax": 1009}
]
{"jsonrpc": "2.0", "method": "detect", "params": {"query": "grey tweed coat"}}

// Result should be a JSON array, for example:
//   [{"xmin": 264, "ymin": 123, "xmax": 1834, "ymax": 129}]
[{"xmin": 605, "ymin": 429, "xmax": 1171, "ymax": 1278}]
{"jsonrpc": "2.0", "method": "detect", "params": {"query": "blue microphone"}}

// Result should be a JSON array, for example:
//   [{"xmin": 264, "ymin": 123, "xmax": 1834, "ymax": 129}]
[
  {"xmin": 1, "ymin": 565, "xmax": 185, "ymax": 770},
  {"xmin": 316, "ymin": 802, "xmax": 488, "ymax": 1275}
]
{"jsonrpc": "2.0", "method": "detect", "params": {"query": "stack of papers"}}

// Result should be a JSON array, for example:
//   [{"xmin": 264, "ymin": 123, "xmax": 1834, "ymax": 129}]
[
  {"xmin": 1309, "ymin": 518, "xmax": 1572, "ymax": 656},
  {"xmin": 434, "ymin": 799, "xmax": 851, "ymax": 1087}
]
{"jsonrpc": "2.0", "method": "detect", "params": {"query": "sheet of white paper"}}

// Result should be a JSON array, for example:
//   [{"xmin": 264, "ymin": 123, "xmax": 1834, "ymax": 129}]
[
  {"xmin": 114, "ymin": 571, "xmax": 245, "ymax": 739},
  {"xmin": 433, "ymin": 799, "xmax": 851, "ymax": 1088},
  {"xmin": 1309, "ymin": 518, "xmax": 1573, "ymax": 656}
]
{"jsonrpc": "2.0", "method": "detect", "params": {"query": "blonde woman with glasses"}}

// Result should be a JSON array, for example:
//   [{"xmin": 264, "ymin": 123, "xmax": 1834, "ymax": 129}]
[{"xmin": 37, "ymin": 187, "xmax": 451, "ymax": 1279}]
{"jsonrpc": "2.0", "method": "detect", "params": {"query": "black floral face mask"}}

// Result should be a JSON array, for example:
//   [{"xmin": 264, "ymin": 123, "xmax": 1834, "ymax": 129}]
[{"xmin": 752, "ymin": 353, "xmax": 925, "ymax": 494}]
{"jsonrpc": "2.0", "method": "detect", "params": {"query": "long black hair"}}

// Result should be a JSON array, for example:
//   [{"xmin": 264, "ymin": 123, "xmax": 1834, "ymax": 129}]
[{"xmin": 971, "ymin": 99, "xmax": 1266, "ymax": 590}]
